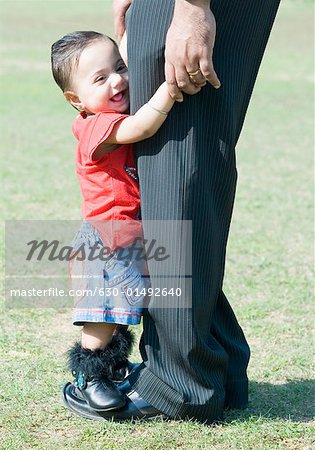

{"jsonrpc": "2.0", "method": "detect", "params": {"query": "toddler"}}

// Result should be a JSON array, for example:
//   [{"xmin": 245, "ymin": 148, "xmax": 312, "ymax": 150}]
[{"xmin": 51, "ymin": 31, "xmax": 178, "ymax": 412}]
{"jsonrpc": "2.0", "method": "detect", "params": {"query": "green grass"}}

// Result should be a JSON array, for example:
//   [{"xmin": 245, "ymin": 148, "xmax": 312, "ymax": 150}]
[{"xmin": 1, "ymin": 1, "xmax": 314, "ymax": 449}]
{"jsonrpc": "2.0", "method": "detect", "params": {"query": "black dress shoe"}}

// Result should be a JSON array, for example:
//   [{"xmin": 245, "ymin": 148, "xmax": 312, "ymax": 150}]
[
  {"xmin": 62, "ymin": 382, "xmax": 166, "ymax": 421},
  {"xmin": 127, "ymin": 362, "xmax": 142, "ymax": 374},
  {"xmin": 112, "ymin": 362, "xmax": 142, "ymax": 384},
  {"xmin": 117, "ymin": 362, "xmax": 145, "ymax": 394}
]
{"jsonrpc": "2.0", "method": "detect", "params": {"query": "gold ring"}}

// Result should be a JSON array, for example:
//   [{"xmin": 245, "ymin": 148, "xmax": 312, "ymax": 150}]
[{"xmin": 188, "ymin": 69, "xmax": 201, "ymax": 77}]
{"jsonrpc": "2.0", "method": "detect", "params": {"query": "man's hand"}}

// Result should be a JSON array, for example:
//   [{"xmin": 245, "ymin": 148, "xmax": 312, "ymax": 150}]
[
  {"xmin": 113, "ymin": 0, "xmax": 133, "ymax": 42},
  {"xmin": 165, "ymin": 0, "xmax": 221, "ymax": 101}
]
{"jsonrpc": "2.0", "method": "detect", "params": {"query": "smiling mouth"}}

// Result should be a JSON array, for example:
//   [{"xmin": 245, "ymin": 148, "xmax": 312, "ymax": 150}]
[{"xmin": 110, "ymin": 90, "xmax": 127, "ymax": 102}]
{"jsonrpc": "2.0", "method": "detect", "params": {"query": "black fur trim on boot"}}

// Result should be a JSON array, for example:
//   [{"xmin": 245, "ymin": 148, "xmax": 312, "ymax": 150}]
[
  {"xmin": 112, "ymin": 328, "xmax": 135, "ymax": 381},
  {"xmin": 68, "ymin": 329, "xmax": 135, "ymax": 381}
]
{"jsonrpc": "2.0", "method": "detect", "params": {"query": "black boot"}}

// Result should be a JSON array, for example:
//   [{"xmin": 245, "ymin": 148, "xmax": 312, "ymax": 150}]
[{"xmin": 68, "ymin": 329, "xmax": 134, "ymax": 411}]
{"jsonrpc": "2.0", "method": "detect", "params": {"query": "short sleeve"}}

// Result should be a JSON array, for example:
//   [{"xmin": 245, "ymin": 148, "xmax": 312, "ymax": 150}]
[{"xmin": 73, "ymin": 111, "xmax": 128, "ymax": 162}]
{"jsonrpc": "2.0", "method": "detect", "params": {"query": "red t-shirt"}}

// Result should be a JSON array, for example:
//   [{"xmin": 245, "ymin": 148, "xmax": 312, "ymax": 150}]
[{"xmin": 73, "ymin": 111, "xmax": 142, "ymax": 251}]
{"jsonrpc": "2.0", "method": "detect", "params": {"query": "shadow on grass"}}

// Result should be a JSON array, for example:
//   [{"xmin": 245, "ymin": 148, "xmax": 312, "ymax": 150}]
[{"xmin": 225, "ymin": 379, "xmax": 315, "ymax": 423}]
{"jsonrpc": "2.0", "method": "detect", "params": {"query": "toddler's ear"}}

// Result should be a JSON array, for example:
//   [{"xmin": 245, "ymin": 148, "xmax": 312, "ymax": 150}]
[{"xmin": 64, "ymin": 91, "xmax": 84, "ymax": 111}]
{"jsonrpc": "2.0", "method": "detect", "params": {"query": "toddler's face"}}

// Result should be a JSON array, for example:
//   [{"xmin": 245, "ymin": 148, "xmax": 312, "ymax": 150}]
[{"xmin": 66, "ymin": 39, "xmax": 129, "ymax": 115}]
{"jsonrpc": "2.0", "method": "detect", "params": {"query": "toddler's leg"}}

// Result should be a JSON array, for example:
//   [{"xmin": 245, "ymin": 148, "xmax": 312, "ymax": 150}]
[
  {"xmin": 81, "ymin": 322, "xmax": 116, "ymax": 350},
  {"xmin": 67, "ymin": 323, "xmax": 134, "ymax": 411}
]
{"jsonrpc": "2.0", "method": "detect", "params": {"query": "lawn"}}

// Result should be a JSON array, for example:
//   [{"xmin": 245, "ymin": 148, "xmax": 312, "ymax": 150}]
[{"xmin": 1, "ymin": 1, "xmax": 314, "ymax": 449}]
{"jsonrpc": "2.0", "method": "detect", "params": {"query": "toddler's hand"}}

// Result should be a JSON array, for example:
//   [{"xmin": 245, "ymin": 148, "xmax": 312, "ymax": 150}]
[
  {"xmin": 113, "ymin": 0, "xmax": 133, "ymax": 41},
  {"xmin": 119, "ymin": 31, "xmax": 128, "ymax": 66}
]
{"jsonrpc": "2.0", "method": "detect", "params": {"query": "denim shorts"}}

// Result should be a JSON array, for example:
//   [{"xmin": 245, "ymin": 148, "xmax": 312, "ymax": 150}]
[{"xmin": 68, "ymin": 221, "xmax": 150, "ymax": 326}]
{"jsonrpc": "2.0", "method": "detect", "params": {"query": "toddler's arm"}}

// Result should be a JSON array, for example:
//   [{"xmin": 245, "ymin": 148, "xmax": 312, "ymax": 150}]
[{"xmin": 105, "ymin": 82, "xmax": 177, "ymax": 145}]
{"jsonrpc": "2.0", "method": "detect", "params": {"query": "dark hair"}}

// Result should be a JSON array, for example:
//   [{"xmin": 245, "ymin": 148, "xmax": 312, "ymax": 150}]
[{"xmin": 51, "ymin": 31, "xmax": 117, "ymax": 92}]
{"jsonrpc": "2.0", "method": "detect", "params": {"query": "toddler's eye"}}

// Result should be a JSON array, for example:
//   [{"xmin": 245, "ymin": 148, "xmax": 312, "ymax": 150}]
[
  {"xmin": 117, "ymin": 65, "xmax": 127, "ymax": 73},
  {"xmin": 95, "ymin": 75, "xmax": 106, "ymax": 82}
]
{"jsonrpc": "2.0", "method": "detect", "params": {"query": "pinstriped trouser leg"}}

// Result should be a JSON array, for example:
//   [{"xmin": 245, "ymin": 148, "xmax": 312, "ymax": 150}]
[{"xmin": 126, "ymin": 0, "xmax": 280, "ymax": 422}]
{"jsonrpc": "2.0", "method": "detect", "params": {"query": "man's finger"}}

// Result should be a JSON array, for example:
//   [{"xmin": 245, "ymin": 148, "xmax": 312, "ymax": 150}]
[
  {"xmin": 165, "ymin": 61, "xmax": 183, "ymax": 102},
  {"xmin": 186, "ymin": 66, "xmax": 206, "ymax": 86},
  {"xmin": 174, "ymin": 65, "xmax": 202, "ymax": 95},
  {"xmin": 199, "ymin": 55, "xmax": 221, "ymax": 89}
]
